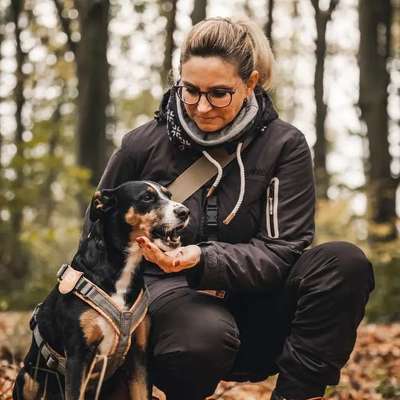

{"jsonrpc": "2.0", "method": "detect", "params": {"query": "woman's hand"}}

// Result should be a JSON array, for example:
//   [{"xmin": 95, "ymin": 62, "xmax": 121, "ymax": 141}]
[{"xmin": 136, "ymin": 236, "xmax": 201, "ymax": 273}]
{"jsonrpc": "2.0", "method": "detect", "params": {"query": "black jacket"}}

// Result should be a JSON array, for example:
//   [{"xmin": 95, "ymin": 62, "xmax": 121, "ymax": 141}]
[{"xmin": 82, "ymin": 94, "xmax": 315, "ymax": 294}]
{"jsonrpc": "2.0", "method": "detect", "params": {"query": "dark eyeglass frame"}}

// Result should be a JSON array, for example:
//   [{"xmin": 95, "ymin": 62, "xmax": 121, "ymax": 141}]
[{"xmin": 174, "ymin": 84, "xmax": 237, "ymax": 108}]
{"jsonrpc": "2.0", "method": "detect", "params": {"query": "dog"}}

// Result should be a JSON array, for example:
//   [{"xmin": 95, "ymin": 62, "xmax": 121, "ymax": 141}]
[{"xmin": 13, "ymin": 181, "xmax": 190, "ymax": 400}]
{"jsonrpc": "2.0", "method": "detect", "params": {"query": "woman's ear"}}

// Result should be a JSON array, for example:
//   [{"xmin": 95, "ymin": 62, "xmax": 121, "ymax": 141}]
[{"xmin": 246, "ymin": 70, "xmax": 259, "ymax": 95}]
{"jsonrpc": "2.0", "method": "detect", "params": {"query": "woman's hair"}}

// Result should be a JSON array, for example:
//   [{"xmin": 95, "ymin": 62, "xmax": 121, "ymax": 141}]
[{"xmin": 180, "ymin": 17, "xmax": 275, "ymax": 91}]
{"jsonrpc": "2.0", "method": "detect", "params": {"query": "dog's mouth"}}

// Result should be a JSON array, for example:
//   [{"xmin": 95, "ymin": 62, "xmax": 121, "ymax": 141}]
[{"xmin": 151, "ymin": 223, "xmax": 186, "ymax": 249}]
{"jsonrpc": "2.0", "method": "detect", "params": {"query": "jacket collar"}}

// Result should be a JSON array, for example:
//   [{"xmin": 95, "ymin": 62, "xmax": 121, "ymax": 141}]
[{"xmin": 155, "ymin": 86, "xmax": 279, "ymax": 153}]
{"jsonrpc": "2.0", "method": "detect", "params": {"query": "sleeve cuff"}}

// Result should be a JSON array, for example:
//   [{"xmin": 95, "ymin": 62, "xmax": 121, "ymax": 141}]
[{"xmin": 185, "ymin": 248, "xmax": 206, "ymax": 288}]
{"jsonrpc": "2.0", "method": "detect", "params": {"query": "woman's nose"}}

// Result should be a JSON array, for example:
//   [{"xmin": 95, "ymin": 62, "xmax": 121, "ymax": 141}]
[{"xmin": 196, "ymin": 94, "xmax": 213, "ymax": 113}]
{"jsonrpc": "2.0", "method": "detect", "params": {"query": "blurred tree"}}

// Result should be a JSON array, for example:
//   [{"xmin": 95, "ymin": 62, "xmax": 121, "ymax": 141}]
[
  {"xmin": 264, "ymin": 0, "xmax": 274, "ymax": 51},
  {"xmin": 53, "ymin": 0, "xmax": 77, "ymax": 55},
  {"xmin": 160, "ymin": 0, "xmax": 177, "ymax": 88},
  {"xmin": 0, "ymin": 5, "xmax": 5, "ymax": 169},
  {"xmin": 39, "ymin": 96, "xmax": 63, "ymax": 224},
  {"xmin": 54, "ymin": 0, "xmax": 110, "ymax": 194},
  {"xmin": 311, "ymin": 0, "xmax": 339, "ymax": 199},
  {"xmin": 75, "ymin": 0, "xmax": 110, "ymax": 192},
  {"xmin": 276, "ymin": 0, "xmax": 300, "ymax": 123},
  {"xmin": 359, "ymin": 0, "xmax": 398, "ymax": 241},
  {"xmin": 191, "ymin": 0, "xmax": 207, "ymax": 26},
  {"xmin": 8, "ymin": 0, "xmax": 29, "ymax": 282}
]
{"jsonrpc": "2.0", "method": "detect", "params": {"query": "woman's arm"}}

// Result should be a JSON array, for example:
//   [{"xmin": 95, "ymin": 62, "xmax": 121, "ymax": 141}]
[
  {"xmin": 189, "ymin": 131, "xmax": 315, "ymax": 292},
  {"xmin": 139, "ymin": 131, "xmax": 315, "ymax": 293}
]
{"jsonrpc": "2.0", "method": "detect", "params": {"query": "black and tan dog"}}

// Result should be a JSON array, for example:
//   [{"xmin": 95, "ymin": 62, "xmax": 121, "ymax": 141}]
[{"xmin": 13, "ymin": 181, "xmax": 189, "ymax": 400}]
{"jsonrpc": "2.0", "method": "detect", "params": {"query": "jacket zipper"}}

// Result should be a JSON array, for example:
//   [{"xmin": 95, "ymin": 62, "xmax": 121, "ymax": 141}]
[{"xmin": 266, "ymin": 177, "xmax": 279, "ymax": 238}]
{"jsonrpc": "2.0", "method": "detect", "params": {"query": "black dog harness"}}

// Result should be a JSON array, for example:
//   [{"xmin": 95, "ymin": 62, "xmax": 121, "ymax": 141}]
[{"xmin": 30, "ymin": 264, "xmax": 149, "ymax": 378}]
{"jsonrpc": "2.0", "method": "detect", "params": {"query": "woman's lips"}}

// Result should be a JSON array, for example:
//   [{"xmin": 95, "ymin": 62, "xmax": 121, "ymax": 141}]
[{"xmin": 196, "ymin": 116, "xmax": 217, "ymax": 121}]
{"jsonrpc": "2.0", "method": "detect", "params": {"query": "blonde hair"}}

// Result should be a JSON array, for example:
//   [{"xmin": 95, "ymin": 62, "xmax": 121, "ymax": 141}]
[{"xmin": 180, "ymin": 17, "xmax": 275, "ymax": 91}]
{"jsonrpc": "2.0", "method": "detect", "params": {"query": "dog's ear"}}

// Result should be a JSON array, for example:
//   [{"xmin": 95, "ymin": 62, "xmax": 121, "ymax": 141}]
[{"xmin": 89, "ymin": 189, "xmax": 117, "ymax": 221}]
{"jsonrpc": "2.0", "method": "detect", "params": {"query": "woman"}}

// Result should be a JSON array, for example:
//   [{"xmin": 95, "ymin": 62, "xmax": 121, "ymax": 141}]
[{"xmin": 82, "ymin": 18, "xmax": 374, "ymax": 400}]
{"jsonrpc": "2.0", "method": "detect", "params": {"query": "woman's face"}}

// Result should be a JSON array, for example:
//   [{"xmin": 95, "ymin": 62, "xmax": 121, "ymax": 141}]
[{"xmin": 180, "ymin": 56, "xmax": 259, "ymax": 132}]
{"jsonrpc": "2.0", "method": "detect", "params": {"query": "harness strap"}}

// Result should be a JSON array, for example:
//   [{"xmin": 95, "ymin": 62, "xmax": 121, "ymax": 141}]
[
  {"xmin": 58, "ymin": 264, "xmax": 149, "ymax": 376},
  {"xmin": 167, "ymin": 136, "xmax": 254, "ymax": 204},
  {"xmin": 30, "ymin": 305, "xmax": 66, "ymax": 375},
  {"xmin": 58, "ymin": 264, "xmax": 149, "ymax": 338},
  {"xmin": 31, "ymin": 264, "xmax": 149, "ymax": 378},
  {"xmin": 205, "ymin": 191, "xmax": 218, "ymax": 241}
]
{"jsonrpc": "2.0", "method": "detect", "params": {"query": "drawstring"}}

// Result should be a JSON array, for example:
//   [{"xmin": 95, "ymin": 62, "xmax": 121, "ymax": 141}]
[
  {"xmin": 202, "ymin": 142, "xmax": 246, "ymax": 225},
  {"xmin": 202, "ymin": 150, "xmax": 223, "ymax": 197},
  {"xmin": 80, "ymin": 354, "xmax": 108, "ymax": 400},
  {"xmin": 223, "ymin": 142, "xmax": 245, "ymax": 224}
]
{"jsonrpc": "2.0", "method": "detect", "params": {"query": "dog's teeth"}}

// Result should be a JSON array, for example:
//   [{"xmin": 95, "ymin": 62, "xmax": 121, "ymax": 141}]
[
  {"xmin": 176, "ymin": 236, "xmax": 181, "ymax": 241},
  {"xmin": 167, "ymin": 236, "xmax": 171, "ymax": 241}
]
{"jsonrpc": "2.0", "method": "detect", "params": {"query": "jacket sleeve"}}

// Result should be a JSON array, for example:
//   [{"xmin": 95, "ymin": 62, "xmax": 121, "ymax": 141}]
[{"xmin": 186, "ymin": 131, "xmax": 315, "ymax": 292}]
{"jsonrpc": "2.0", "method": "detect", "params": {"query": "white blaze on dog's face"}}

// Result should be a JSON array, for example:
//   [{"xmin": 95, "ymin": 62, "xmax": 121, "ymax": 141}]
[
  {"xmin": 144, "ymin": 182, "xmax": 190, "ymax": 251},
  {"xmin": 120, "ymin": 181, "xmax": 190, "ymax": 251}
]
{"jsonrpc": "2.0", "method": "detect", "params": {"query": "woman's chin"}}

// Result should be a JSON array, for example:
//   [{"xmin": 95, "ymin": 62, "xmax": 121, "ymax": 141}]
[{"xmin": 194, "ymin": 120, "xmax": 222, "ymax": 133}]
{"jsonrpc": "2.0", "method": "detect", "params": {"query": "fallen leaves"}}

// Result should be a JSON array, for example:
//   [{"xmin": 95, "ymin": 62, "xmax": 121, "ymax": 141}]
[{"xmin": 0, "ymin": 314, "xmax": 399, "ymax": 400}]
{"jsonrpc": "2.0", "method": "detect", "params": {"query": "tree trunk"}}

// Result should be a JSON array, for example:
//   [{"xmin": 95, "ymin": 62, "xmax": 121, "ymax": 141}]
[
  {"xmin": 160, "ymin": 0, "xmax": 177, "ymax": 89},
  {"xmin": 75, "ymin": 0, "xmax": 110, "ymax": 192},
  {"xmin": 9, "ymin": 0, "xmax": 27, "ymax": 280},
  {"xmin": 311, "ymin": 0, "xmax": 338, "ymax": 200},
  {"xmin": 40, "ymin": 99, "xmax": 63, "ymax": 223},
  {"xmin": 359, "ymin": 0, "xmax": 397, "ymax": 241},
  {"xmin": 0, "ymin": 7, "xmax": 5, "ymax": 169},
  {"xmin": 264, "ymin": 0, "xmax": 274, "ymax": 51},
  {"xmin": 53, "ymin": 0, "xmax": 78, "ymax": 55},
  {"xmin": 191, "ymin": 0, "xmax": 207, "ymax": 26},
  {"xmin": 283, "ymin": 0, "xmax": 300, "ymax": 124}
]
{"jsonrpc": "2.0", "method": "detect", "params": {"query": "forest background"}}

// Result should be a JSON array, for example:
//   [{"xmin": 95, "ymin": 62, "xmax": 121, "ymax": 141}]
[{"xmin": 0, "ymin": 0, "xmax": 399, "ymax": 398}]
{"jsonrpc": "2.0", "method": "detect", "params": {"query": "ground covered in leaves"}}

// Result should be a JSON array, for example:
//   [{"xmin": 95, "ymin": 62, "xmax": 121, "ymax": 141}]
[{"xmin": 0, "ymin": 313, "xmax": 399, "ymax": 399}]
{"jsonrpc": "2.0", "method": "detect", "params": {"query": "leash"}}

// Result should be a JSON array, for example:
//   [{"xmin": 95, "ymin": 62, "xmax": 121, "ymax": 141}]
[{"xmin": 30, "ymin": 264, "xmax": 149, "ymax": 381}]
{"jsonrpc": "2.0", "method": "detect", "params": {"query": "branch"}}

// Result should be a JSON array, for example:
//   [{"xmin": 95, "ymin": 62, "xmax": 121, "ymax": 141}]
[
  {"xmin": 328, "ymin": 0, "xmax": 339, "ymax": 16},
  {"xmin": 310, "ymin": 0, "xmax": 339, "ymax": 21},
  {"xmin": 53, "ymin": 0, "xmax": 77, "ymax": 56},
  {"xmin": 310, "ymin": 0, "xmax": 319, "ymax": 12}
]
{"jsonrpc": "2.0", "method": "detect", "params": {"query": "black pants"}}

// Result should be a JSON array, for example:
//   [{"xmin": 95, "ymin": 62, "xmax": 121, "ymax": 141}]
[{"xmin": 148, "ymin": 241, "xmax": 374, "ymax": 400}]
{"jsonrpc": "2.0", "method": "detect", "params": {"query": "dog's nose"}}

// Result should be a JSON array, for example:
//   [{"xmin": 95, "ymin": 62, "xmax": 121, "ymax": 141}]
[{"xmin": 174, "ymin": 205, "xmax": 190, "ymax": 220}]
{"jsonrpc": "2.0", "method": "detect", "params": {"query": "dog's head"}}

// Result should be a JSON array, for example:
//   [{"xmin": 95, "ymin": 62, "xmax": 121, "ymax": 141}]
[{"xmin": 90, "ymin": 181, "xmax": 189, "ymax": 250}]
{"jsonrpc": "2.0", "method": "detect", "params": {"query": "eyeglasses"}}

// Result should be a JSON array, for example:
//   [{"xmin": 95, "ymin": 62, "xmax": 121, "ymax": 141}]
[{"xmin": 175, "ymin": 85, "xmax": 236, "ymax": 108}]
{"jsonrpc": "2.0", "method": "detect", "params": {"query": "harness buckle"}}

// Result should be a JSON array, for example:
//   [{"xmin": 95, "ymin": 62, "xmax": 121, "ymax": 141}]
[
  {"xmin": 205, "ymin": 190, "xmax": 218, "ymax": 241},
  {"xmin": 46, "ymin": 354, "xmax": 59, "ymax": 370},
  {"xmin": 57, "ymin": 263, "xmax": 70, "ymax": 280}
]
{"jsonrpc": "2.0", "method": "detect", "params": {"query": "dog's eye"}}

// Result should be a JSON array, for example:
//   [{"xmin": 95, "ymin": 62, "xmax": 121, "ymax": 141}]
[{"xmin": 142, "ymin": 192, "xmax": 155, "ymax": 202}]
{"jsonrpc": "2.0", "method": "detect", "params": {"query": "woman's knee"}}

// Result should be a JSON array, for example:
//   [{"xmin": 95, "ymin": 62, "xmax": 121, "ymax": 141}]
[
  {"xmin": 152, "ymin": 311, "xmax": 240, "ymax": 368},
  {"xmin": 150, "ymin": 290, "xmax": 240, "ymax": 381},
  {"xmin": 293, "ymin": 241, "xmax": 374, "ymax": 293},
  {"xmin": 314, "ymin": 241, "xmax": 374, "ymax": 290},
  {"xmin": 151, "ymin": 306, "xmax": 240, "ymax": 396}
]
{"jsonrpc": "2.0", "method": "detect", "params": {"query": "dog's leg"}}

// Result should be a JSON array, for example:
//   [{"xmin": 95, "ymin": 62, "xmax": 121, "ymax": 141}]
[
  {"xmin": 13, "ymin": 342, "xmax": 46, "ymax": 400},
  {"xmin": 128, "ymin": 316, "xmax": 151, "ymax": 400},
  {"xmin": 64, "ymin": 349, "xmax": 96, "ymax": 400},
  {"xmin": 64, "ymin": 355, "xmax": 85, "ymax": 400},
  {"xmin": 13, "ymin": 368, "xmax": 41, "ymax": 400}
]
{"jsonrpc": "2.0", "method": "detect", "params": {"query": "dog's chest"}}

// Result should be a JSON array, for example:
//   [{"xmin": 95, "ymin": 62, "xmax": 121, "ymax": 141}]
[
  {"xmin": 111, "ymin": 244, "xmax": 142, "ymax": 309},
  {"xmin": 80, "ymin": 309, "xmax": 117, "ymax": 355},
  {"xmin": 79, "ymin": 245, "xmax": 143, "ymax": 355}
]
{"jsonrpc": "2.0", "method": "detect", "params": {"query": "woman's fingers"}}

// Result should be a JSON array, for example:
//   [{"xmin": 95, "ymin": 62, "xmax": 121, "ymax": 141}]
[
  {"xmin": 136, "ymin": 236, "xmax": 177, "ymax": 272},
  {"xmin": 135, "ymin": 237, "xmax": 200, "ymax": 273}
]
